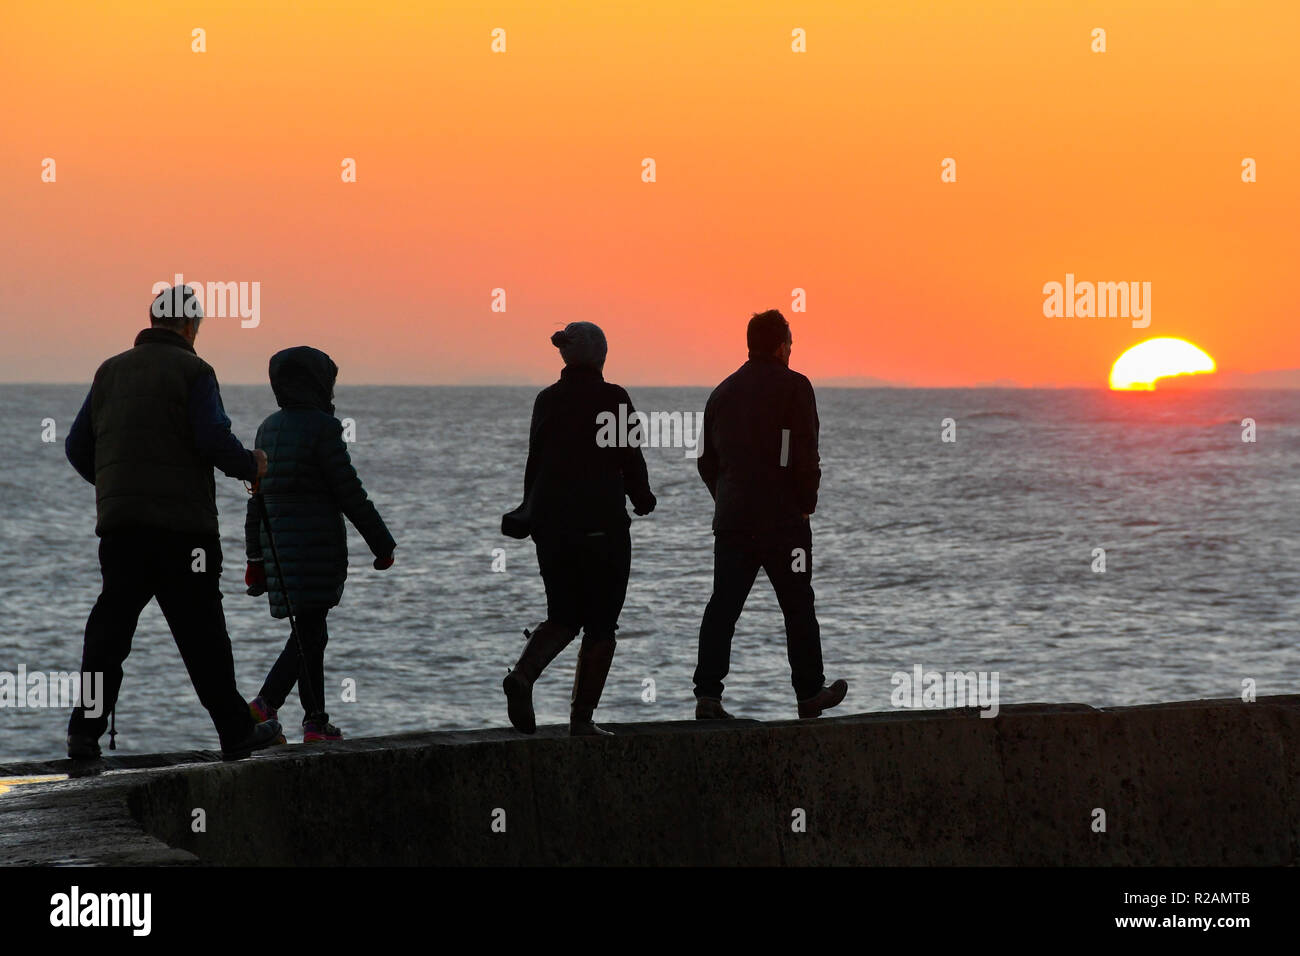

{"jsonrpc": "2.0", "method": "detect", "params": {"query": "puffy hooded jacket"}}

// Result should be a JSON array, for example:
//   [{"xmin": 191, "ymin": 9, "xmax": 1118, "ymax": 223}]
[{"xmin": 244, "ymin": 346, "xmax": 395, "ymax": 618}]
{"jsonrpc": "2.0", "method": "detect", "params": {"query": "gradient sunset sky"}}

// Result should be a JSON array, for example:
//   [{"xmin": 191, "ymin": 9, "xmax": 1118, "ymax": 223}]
[{"xmin": 3, "ymin": 1, "xmax": 1296, "ymax": 386}]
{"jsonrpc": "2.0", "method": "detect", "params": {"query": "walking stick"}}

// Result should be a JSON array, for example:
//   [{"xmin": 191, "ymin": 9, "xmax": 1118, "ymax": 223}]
[{"xmin": 248, "ymin": 480, "xmax": 322, "ymax": 721}]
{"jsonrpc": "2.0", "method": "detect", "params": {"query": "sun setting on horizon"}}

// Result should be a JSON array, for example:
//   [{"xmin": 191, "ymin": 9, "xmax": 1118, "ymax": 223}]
[{"xmin": 1109, "ymin": 338, "xmax": 1217, "ymax": 391}]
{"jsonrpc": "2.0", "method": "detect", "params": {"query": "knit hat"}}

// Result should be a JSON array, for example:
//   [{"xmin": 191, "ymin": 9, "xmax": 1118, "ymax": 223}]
[{"xmin": 550, "ymin": 321, "xmax": 607, "ymax": 369}]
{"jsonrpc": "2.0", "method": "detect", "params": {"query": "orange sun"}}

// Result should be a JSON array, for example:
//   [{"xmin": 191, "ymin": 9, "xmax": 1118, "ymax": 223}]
[{"xmin": 1109, "ymin": 338, "xmax": 1216, "ymax": 391}]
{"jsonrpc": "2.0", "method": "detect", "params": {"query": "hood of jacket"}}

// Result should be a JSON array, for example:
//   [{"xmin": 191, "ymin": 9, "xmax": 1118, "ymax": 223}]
[{"xmin": 269, "ymin": 346, "xmax": 338, "ymax": 413}]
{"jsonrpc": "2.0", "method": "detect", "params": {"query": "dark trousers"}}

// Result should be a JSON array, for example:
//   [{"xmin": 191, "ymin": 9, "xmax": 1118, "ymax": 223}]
[
  {"xmin": 694, "ymin": 523, "xmax": 825, "ymax": 701},
  {"xmin": 259, "ymin": 607, "xmax": 329, "ymax": 724},
  {"xmin": 533, "ymin": 525, "xmax": 631, "ymax": 641},
  {"xmin": 67, "ymin": 529, "xmax": 255, "ymax": 750}
]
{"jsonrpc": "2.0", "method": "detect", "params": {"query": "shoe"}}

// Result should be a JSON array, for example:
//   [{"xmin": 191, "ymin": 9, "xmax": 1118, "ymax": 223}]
[
  {"xmin": 303, "ymin": 719, "xmax": 343, "ymax": 742},
  {"xmin": 570, "ymin": 721, "xmax": 614, "ymax": 737},
  {"xmin": 569, "ymin": 636, "xmax": 616, "ymax": 737},
  {"xmin": 695, "ymin": 697, "xmax": 735, "ymax": 720},
  {"xmin": 249, "ymin": 696, "xmax": 277, "ymax": 722},
  {"xmin": 503, "ymin": 621, "xmax": 578, "ymax": 734},
  {"xmin": 797, "ymin": 679, "xmax": 849, "ymax": 718},
  {"xmin": 249, "ymin": 697, "xmax": 287, "ymax": 745},
  {"xmin": 66, "ymin": 733, "xmax": 102, "ymax": 760},
  {"xmin": 222, "ymin": 719, "xmax": 285, "ymax": 760}
]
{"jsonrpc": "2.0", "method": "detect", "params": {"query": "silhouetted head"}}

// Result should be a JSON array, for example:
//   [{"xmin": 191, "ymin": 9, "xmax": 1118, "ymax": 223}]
[
  {"xmin": 551, "ymin": 321, "xmax": 607, "ymax": 371},
  {"xmin": 150, "ymin": 285, "xmax": 204, "ymax": 345},
  {"xmin": 268, "ymin": 346, "xmax": 338, "ymax": 414},
  {"xmin": 747, "ymin": 309, "xmax": 792, "ymax": 365}
]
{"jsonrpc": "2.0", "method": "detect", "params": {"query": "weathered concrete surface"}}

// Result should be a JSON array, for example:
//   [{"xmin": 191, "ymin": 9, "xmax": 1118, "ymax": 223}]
[{"xmin": 2, "ymin": 695, "xmax": 1298, "ymax": 866}]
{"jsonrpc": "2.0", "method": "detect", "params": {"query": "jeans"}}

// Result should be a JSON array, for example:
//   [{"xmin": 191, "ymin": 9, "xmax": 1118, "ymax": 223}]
[
  {"xmin": 694, "ymin": 522, "xmax": 825, "ymax": 701},
  {"xmin": 67, "ymin": 528, "xmax": 256, "ymax": 750}
]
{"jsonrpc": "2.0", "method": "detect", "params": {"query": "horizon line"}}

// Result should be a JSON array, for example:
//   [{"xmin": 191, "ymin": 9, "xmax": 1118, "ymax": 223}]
[{"xmin": 4, "ymin": 381, "xmax": 1298, "ymax": 391}]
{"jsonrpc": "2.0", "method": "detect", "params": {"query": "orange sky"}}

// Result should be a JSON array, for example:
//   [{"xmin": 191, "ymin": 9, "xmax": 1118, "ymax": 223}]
[{"xmin": 2, "ymin": 1, "xmax": 1296, "ymax": 386}]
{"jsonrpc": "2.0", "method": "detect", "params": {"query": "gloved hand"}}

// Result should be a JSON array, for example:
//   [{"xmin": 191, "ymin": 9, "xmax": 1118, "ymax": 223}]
[
  {"xmin": 245, "ymin": 561, "xmax": 267, "ymax": 596},
  {"xmin": 373, "ymin": 553, "xmax": 395, "ymax": 571},
  {"xmin": 632, "ymin": 492, "xmax": 657, "ymax": 517}
]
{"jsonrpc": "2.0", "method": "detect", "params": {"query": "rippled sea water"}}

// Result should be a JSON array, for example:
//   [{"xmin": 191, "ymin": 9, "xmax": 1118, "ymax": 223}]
[{"xmin": 1, "ymin": 384, "xmax": 1297, "ymax": 760}]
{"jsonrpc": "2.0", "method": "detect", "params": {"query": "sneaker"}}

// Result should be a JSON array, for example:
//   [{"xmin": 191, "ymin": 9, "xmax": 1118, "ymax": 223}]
[
  {"xmin": 222, "ymin": 719, "xmax": 286, "ymax": 760},
  {"xmin": 66, "ymin": 733, "xmax": 102, "ymax": 760},
  {"xmin": 569, "ymin": 720, "xmax": 614, "ymax": 737},
  {"xmin": 303, "ymin": 719, "xmax": 343, "ymax": 743},
  {"xmin": 695, "ymin": 697, "xmax": 736, "ymax": 720},
  {"xmin": 797, "ymin": 680, "xmax": 849, "ymax": 719},
  {"xmin": 249, "ymin": 697, "xmax": 286, "ymax": 745}
]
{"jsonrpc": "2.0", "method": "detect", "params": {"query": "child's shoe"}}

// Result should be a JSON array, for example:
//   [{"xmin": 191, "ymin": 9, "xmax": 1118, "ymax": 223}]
[
  {"xmin": 249, "ymin": 697, "xmax": 287, "ymax": 745},
  {"xmin": 249, "ymin": 696, "xmax": 277, "ymax": 722},
  {"xmin": 303, "ymin": 719, "xmax": 343, "ymax": 743}
]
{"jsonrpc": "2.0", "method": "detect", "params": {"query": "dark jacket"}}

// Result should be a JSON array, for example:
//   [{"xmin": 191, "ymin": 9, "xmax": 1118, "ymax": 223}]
[
  {"xmin": 697, "ymin": 355, "xmax": 821, "ymax": 533},
  {"xmin": 66, "ymin": 327, "xmax": 258, "ymax": 536},
  {"xmin": 507, "ymin": 365, "xmax": 655, "ymax": 536},
  {"xmin": 244, "ymin": 347, "xmax": 394, "ymax": 618}
]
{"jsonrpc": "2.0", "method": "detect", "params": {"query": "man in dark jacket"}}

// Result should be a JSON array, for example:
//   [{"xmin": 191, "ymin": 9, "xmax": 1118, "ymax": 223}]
[
  {"xmin": 694, "ymin": 310, "xmax": 847, "ymax": 719},
  {"xmin": 243, "ymin": 346, "xmax": 395, "ymax": 742},
  {"xmin": 501, "ymin": 321, "xmax": 656, "ymax": 736},
  {"xmin": 64, "ymin": 285, "xmax": 283, "ymax": 759}
]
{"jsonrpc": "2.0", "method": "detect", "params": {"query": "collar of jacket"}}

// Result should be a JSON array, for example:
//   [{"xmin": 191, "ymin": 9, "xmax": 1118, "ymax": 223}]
[
  {"xmin": 560, "ymin": 365, "xmax": 604, "ymax": 382},
  {"xmin": 133, "ymin": 327, "xmax": 196, "ymax": 354},
  {"xmin": 745, "ymin": 352, "xmax": 785, "ymax": 364}
]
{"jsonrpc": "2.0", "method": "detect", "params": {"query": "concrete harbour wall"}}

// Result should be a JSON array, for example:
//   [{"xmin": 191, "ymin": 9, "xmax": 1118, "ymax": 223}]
[{"xmin": 2, "ymin": 696, "xmax": 1297, "ymax": 865}]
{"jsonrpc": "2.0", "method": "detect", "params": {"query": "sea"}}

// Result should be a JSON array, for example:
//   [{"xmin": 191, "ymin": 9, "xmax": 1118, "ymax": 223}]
[{"xmin": 1, "ymin": 384, "xmax": 1297, "ymax": 761}]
